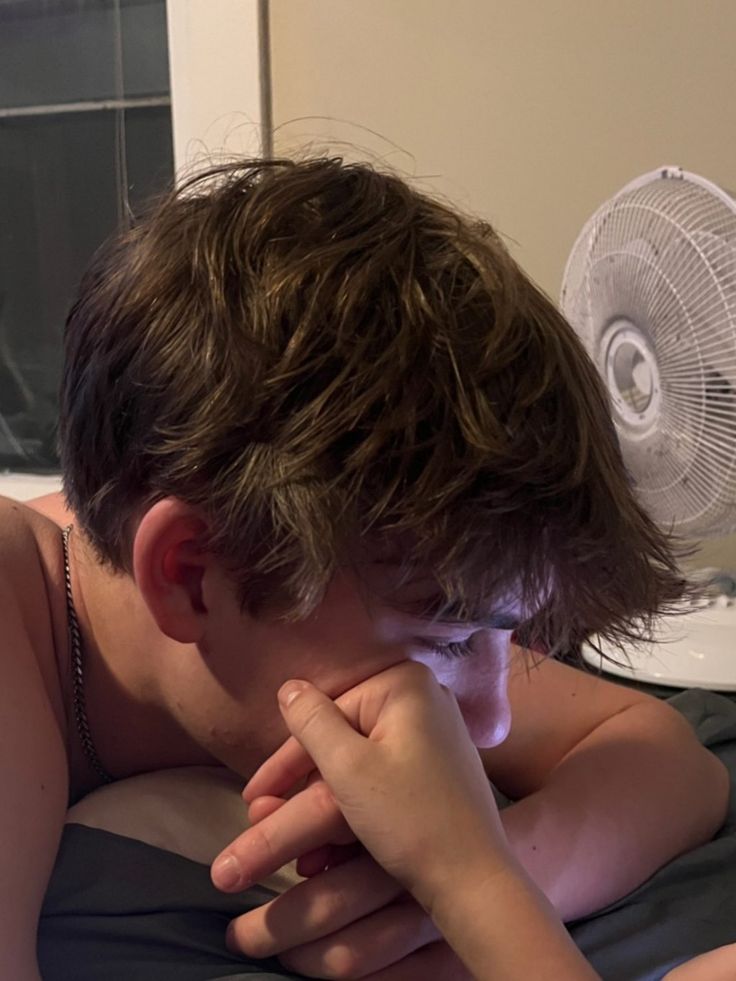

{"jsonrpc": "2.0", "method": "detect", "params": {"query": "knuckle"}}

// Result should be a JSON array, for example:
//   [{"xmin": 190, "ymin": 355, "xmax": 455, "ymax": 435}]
[
  {"xmin": 282, "ymin": 941, "xmax": 364, "ymax": 980},
  {"xmin": 298, "ymin": 698, "xmax": 331, "ymax": 736},
  {"xmin": 244, "ymin": 821, "xmax": 280, "ymax": 873},
  {"xmin": 326, "ymin": 943, "xmax": 364, "ymax": 979},
  {"xmin": 309, "ymin": 778, "xmax": 338, "ymax": 819},
  {"xmin": 239, "ymin": 933, "xmax": 271, "ymax": 959},
  {"xmin": 228, "ymin": 911, "xmax": 274, "ymax": 959},
  {"xmin": 306, "ymin": 885, "xmax": 349, "ymax": 928}
]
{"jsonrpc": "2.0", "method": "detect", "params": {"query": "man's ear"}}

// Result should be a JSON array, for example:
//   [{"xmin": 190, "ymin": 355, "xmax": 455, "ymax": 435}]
[{"xmin": 132, "ymin": 499, "xmax": 211, "ymax": 644}]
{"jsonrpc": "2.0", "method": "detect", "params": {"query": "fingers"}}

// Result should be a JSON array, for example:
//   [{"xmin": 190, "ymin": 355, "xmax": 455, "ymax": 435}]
[
  {"xmin": 247, "ymin": 794, "xmax": 286, "ymax": 824},
  {"xmin": 245, "ymin": 664, "xmax": 441, "ymax": 805},
  {"xmin": 297, "ymin": 842, "xmax": 361, "ymax": 878},
  {"xmin": 212, "ymin": 778, "xmax": 355, "ymax": 892},
  {"xmin": 246, "ymin": 794, "xmax": 360, "ymax": 879},
  {"xmin": 245, "ymin": 680, "xmax": 366, "ymax": 804},
  {"xmin": 247, "ymin": 793, "xmax": 347, "ymax": 879},
  {"xmin": 277, "ymin": 900, "xmax": 443, "ymax": 979},
  {"xmin": 296, "ymin": 844, "xmax": 335, "ymax": 878},
  {"xmin": 244, "ymin": 734, "xmax": 316, "ymax": 804},
  {"xmin": 362, "ymin": 942, "xmax": 471, "ymax": 981},
  {"xmin": 227, "ymin": 853, "xmax": 405, "ymax": 959}
]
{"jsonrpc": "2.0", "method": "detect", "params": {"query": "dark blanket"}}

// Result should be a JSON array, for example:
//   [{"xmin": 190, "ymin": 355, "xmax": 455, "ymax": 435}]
[
  {"xmin": 38, "ymin": 825, "xmax": 297, "ymax": 981},
  {"xmin": 38, "ymin": 690, "xmax": 736, "ymax": 981}
]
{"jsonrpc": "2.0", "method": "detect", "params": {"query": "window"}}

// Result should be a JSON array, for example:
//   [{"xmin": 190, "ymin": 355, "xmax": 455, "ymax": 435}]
[
  {"xmin": 0, "ymin": 0, "xmax": 173, "ymax": 474},
  {"xmin": 0, "ymin": 0, "xmax": 268, "ymax": 500}
]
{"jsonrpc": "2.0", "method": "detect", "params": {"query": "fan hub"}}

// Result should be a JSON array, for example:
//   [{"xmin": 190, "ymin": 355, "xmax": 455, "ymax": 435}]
[{"xmin": 601, "ymin": 319, "xmax": 662, "ymax": 436}]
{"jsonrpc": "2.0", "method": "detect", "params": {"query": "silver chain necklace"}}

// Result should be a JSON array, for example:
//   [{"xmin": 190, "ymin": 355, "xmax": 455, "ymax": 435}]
[{"xmin": 62, "ymin": 525, "xmax": 113, "ymax": 784}]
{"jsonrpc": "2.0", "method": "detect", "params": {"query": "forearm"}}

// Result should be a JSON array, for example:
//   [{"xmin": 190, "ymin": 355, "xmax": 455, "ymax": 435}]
[
  {"xmin": 662, "ymin": 944, "xmax": 736, "ymax": 981},
  {"xmin": 426, "ymin": 859, "xmax": 599, "ymax": 980},
  {"xmin": 500, "ymin": 701, "xmax": 729, "ymax": 921}
]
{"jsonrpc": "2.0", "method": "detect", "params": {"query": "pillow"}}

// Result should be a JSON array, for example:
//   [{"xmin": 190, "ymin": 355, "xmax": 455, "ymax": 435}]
[{"xmin": 66, "ymin": 766, "xmax": 302, "ymax": 893}]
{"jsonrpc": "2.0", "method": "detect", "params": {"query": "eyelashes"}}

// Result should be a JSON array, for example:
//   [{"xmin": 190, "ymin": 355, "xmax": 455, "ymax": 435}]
[{"xmin": 425, "ymin": 640, "xmax": 475, "ymax": 660}]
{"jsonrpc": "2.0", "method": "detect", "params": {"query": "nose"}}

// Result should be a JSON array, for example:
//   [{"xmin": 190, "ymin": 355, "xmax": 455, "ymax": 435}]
[
  {"xmin": 457, "ymin": 678, "xmax": 512, "ymax": 747},
  {"xmin": 442, "ymin": 630, "xmax": 514, "ymax": 748}
]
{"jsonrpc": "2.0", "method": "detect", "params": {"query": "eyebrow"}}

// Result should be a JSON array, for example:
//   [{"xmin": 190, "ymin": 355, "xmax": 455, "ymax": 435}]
[
  {"xmin": 435, "ymin": 611, "xmax": 522, "ymax": 632},
  {"xmin": 387, "ymin": 577, "xmax": 525, "ymax": 632},
  {"xmin": 412, "ymin": 594, "xmax": 522, "ymax": 632}
]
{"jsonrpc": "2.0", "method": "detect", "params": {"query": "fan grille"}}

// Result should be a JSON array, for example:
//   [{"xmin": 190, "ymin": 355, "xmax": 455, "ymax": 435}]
[{"xmin": 561, "ymin": 168, "xmax": 736, "ymax": 539}]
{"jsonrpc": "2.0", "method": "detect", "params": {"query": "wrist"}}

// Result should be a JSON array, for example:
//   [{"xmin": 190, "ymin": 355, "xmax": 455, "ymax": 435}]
[
  {"xmin": 412, "ymin": 844, "xmax": 521, "ymax": 922},
  {"xmin": 420, "ymin": 860, "xmax": 600, "ymax": 981}
]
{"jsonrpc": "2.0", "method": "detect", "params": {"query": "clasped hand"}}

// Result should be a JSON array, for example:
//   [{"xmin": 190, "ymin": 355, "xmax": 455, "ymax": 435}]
[{"xmin": 211, "ymin": 661, "xmax": 512, "ymax": 979}]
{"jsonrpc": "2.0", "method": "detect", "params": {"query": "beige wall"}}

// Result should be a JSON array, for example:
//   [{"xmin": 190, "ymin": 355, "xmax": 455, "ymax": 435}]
[
  {"xmin": 270, "ymin": 0, "xmax": 736, "ymax": 566},
  {"xmin": 270, "ymin": 0, "xmax": 736, "ymax": 299},
  {"xmin": 167, "ymin": 0, "xmax": 266, "ymax": 171}
]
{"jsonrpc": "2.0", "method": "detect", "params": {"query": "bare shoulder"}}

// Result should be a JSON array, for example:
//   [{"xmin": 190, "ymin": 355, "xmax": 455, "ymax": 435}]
[
  {"xmin": 0, "ymin": 495, "xmax": 71, "ymax": 732},
  {"xmin": 0, "ymin": 496, "xmax": 69, "ymax": 977},
  {"xmin": 480, "ymin": 650, "xmax": 675, "ymax": 797},
  {"xmin": 0, "ymin": 491, "xmax": 71, "ymax": 753},
  {"xmin": 24, "ymin": 490, "xmax": 72, "ymax": 528},
  {"xmin": 0, "ymin": 495, "xmax": 62, "ymax": 646}
]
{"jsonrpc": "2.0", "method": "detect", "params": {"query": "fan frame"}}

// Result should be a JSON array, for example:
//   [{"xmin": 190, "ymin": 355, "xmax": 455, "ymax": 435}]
[{"xmin": 560, "ymin": 164, "xmax": 736, "ymax": 540}]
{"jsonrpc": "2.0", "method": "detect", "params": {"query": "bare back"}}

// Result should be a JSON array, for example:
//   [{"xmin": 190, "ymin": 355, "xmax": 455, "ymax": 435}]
[{"xmin": 0, "ymin": 498, "xmax": 73, "ymax": 979}]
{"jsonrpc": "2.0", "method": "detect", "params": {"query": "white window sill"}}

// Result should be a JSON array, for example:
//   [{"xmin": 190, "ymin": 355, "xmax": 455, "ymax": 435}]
[{"xmin": 0, "ymin": 472, "xmax": 63, "ymax": 502}]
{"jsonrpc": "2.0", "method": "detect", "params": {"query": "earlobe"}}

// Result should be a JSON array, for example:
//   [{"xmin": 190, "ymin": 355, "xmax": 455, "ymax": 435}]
[{"xmin": 132, "ymin": 499, "xmax": 210, "ymax": 644}]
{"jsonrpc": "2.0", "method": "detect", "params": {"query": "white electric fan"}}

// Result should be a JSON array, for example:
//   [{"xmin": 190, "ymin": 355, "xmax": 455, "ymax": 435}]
[{"xmin": 561, "ymin": 166, "xmax": 736, "ymax": 690}]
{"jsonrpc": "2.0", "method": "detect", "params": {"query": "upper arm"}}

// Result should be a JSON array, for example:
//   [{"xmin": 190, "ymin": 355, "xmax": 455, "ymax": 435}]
[
  {"xmin": 0, "ymin": 577, "xmax": 68, "ymax": 977},
  {"xmin": 480, "ymin": 651, "xmax": 664, "ymax": 799}
]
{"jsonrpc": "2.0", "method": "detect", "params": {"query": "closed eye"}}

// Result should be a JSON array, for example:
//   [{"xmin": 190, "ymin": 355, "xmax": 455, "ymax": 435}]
[{"xmin": 422, "ymin": 639, "xmax": 476, "ymax": 660}]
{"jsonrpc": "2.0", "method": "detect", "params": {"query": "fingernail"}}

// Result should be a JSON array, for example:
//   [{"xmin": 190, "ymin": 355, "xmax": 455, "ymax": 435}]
[
  {"xmin": 279, "ymin": 680, "xmax": 307, "ymax": 707},
  {"xmin": 212, "ymin": 854, "xmax": 242, "ymax": 890}
]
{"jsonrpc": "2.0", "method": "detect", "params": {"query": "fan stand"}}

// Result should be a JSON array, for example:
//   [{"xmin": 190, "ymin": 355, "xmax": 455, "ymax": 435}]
[{"xmin": 582, "ymin": 598, "xmax": 736, "ymax": 691}]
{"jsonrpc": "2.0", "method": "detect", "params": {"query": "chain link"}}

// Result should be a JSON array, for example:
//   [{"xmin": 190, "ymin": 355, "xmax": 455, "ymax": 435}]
[{"xmin": 62, "ymin": 525, "xmax": 113, "ymax": 784}]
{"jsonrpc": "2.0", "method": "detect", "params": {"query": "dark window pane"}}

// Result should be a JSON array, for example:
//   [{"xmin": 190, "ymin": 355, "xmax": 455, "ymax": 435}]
[
  {"xmin": 0, "ymin": 1, "xmax": 173, "ymax": 472},
  {"xmin": 125, "ymin": 105, "xmax": 175, "ymax": 210},
  {"xmin": 0, "ymin": 0, "xmax": 170, "ymax": 109}
]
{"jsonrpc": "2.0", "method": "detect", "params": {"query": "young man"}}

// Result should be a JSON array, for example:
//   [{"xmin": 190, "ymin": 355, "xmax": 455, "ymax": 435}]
[{"xmin": 2, "ymin": 157, "xmax": 728, "ymax": 980}]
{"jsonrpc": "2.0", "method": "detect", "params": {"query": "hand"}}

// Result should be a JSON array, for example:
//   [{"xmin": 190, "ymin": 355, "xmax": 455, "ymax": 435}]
[
  {"xmin": 247, "ymin": 660, "xmax": 509, "ymax": 900},
  {"xmin": 225, "ymin": 795, "xmax": 461, "ymax": 978},
  {"xmin": 212, "ymin": 661, "xmax": 512, "ymax": 977},
  {"xmin": 226, "ymin": 855, "xmax": 468, "ymax": 979}
]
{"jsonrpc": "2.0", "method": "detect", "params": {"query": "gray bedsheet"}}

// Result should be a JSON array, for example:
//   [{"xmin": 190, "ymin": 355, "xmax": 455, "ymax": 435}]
[
  {"xmin": 38, "ymin": 690, "xmax": 736, "ymax": 981},
  {"xmin": 38, "ymin": 825, "xmax": 299, "ymax": 980}
]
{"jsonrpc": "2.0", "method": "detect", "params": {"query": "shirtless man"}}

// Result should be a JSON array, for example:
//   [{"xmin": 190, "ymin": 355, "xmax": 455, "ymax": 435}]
[{"xmin": 3, "ymin": 157, "xmax": 728, "ymax": 980}]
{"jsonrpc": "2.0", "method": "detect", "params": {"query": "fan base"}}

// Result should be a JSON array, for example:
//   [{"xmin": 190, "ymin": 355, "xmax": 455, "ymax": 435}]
[{"xmin": 582, "ymin": 603, "xmax": 736, "ymax": 691}]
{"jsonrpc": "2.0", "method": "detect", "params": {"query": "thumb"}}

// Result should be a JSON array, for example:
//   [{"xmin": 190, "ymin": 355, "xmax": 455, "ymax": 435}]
[{"xmin": 277, "ymin": 680, "xmax": 364, "ymax": 777}]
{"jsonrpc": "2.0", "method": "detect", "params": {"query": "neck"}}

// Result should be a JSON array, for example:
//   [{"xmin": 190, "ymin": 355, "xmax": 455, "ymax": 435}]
[{"xmin": 68, "ymin": 529, "xmax": 219, "ymax": 782}]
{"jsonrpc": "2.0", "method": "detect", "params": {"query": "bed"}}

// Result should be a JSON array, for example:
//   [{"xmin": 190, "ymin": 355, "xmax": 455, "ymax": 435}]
[{"xmin": 38, "ymin": 688, "xmax": 736, "ymax": 981}]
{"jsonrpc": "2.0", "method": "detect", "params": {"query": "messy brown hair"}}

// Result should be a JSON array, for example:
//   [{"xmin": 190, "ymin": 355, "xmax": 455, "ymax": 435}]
[{"xmin": 59, "ymin": 157, "xmax": 687, "ymax": 654}]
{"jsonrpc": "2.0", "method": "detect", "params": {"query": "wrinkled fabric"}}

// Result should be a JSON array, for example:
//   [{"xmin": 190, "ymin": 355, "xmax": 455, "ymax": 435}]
[{"xmin": 38, "ymin": 825, "xmax": 299, "ymax": 980}]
